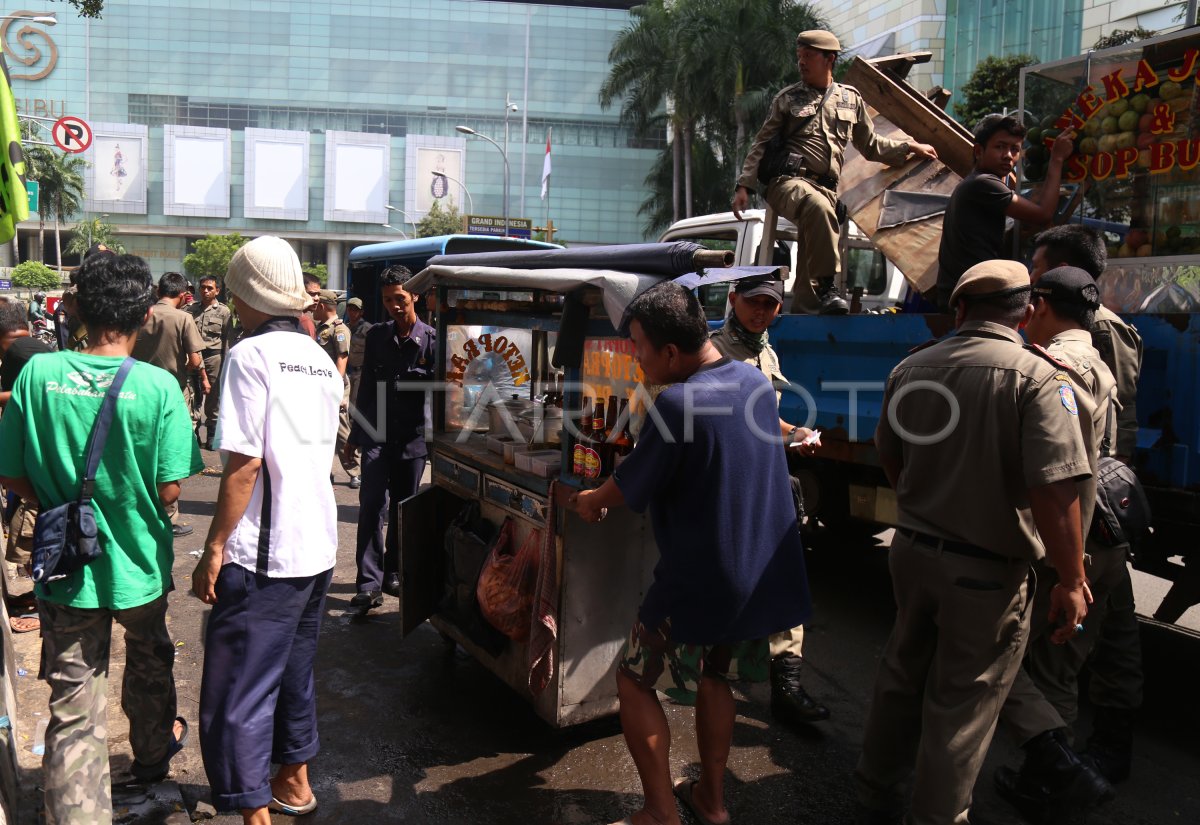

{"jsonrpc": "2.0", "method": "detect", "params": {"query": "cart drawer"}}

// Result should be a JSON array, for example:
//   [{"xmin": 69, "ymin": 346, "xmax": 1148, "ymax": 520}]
[
  {"xmin": 433, "ymin": 453, "xmax": 481, "ymax": 498},
  {"xmin": 483, "ymin": 475, "xmax": 546, "ymax": 522}
]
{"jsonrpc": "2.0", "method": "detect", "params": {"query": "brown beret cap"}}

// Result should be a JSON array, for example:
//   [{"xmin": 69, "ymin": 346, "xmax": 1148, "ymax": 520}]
[
  {"xmin": 796, "ymin": 30, "xmax": 842, "ymax": 52},
  {"xmin": 346, "ymin": 297, "xmax": 363, "ymax": 309},
  {"xmin": 950, "ymin": 260, "xmax": 1031, "ymax": 306},
  {"xmin": 317, "ymin": 289, "xmax": 339, "ymax": 306}
]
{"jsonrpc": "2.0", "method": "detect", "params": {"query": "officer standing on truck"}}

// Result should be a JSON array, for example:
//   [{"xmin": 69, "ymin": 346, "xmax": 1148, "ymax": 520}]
[
  {"xmin": 709, "ymin": 274, "xmax": 830, "ymax": 726},
  {"xmin": 856, "ymin": 260, "xmax": 1094, "ymax": 825},
  {"xmin": 731, "ymin": 30, "xmax": 937, "ymax": 315}
]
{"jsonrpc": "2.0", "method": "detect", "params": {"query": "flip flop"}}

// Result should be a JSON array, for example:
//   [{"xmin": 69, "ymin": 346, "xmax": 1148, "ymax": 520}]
[
  {"xmin": 127, "ymin": 717, "xmax": 189, "ymax": 783},
  {"xmin": 673, "ymin": 779, "xmax": 727, "ymax": 825},
  {"xmin": 268, "ymin": 794, "xmax": 319, "ymax": 816},
  {"xmin": 8, "ymin": 615, "xmax": 39, "ymax": 633}
]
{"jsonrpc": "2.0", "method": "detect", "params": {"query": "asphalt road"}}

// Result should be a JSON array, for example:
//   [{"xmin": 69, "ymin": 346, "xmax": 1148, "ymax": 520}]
[{"xmin": 7, "ymin": 459, "xmax": 1200, "ymax": 824}]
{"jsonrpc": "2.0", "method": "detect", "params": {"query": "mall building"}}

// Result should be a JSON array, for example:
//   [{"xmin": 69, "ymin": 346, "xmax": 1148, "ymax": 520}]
[
  {"xmin": 818, "ymin": 0, "xmax": 1195, "ymax": 110},
  {"xmin": 4, "ymin": 0, "xmax": 653, "ymax": 286}
]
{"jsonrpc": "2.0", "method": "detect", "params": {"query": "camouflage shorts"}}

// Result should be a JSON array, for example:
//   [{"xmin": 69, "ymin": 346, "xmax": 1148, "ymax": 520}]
[{"xmin": 618, "ymin": 618, "xmax": 770, "ymax": 706}]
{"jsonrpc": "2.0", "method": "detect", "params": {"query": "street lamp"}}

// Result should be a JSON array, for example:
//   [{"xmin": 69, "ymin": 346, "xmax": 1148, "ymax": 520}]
[
  {"xmin": 0, "ymin": 14, "xmax": 56, "ymax": 25},
  {"xmin": 385, "ymin": 205, "xmax": 419, "ymax": 236},
  {"xmin": 86, "ymin": 213, "xmax": 109, "ymax": 247},
  {"xmin": 431, "ymin": 171, "xmax": 474, "ymax": 214},
  {"xmin": 456, "ymin": 120, "xmax": 513, "ymax": 237},
  {"xmin": 380, "ymin": 223, "xmax": 410, "ymax": 239}
]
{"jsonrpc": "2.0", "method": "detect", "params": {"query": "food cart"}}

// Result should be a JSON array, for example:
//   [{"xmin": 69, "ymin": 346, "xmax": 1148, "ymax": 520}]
[{"xmin": 390, "ymin": 243, "xmax": 778, "ymax": 727}]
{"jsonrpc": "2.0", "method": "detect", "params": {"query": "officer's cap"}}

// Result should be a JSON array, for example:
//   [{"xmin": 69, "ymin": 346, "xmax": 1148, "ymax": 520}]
[
  {"xmin": 796, "ymin": 30, "xmax": 841, "ymax": 53},
  {"xmin": 733, "ymin": 275, "xmax": 784, "ymax": 305},
  {"xmin": 346, "ymin": 297, "xmax": 364, "ymax": 309},
  {"xmin": 317, "ymin": 289, "xmax": 339, "ymax": 306},
  {"xmin": 1032, "ymin": 266, "xmax": 1100, "ymax": 309},
  {"xmin": 950, "ymin": 260, "xmax": 1031, "ymax": 306}
]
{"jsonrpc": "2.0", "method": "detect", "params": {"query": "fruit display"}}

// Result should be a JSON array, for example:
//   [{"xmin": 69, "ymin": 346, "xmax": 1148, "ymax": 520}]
[{"xmin": 1020, "ymin": 43, "xmax": 1199, "ymax": 259}]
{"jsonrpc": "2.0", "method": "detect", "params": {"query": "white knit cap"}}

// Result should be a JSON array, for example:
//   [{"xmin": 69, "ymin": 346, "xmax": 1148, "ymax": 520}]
[{"xmin": 224, "ymin": 236, "xmax": 309, "ymax": 316}]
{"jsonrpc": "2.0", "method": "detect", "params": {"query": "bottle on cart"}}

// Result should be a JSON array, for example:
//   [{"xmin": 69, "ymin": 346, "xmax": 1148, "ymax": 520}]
[
  {"xmin": 613, "ymin": 398, "xmax": 633, "ymax": 469},
  {"xmin": 573, "ymin": 398, "xmax": 593, "ymax": 476},
  {"xmin": 605, "ymin": 395, "xmax": 618, "ymax": 441},
  {"xmin": 590, "ymin": 396, "xmax": 607, "ymax": 478}
]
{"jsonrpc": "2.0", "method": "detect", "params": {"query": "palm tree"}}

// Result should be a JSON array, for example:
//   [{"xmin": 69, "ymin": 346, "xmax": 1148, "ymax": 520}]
[{"xmin": 26, "ymin": 146, "xmax": 87, "ymax": 270}]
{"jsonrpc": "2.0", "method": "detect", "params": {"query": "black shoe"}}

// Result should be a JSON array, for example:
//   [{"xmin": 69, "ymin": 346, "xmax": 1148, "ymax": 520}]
[
  {"xmin": 854, "ymin": 805, "xmax": 903, "ymax": 825},
  {"xmin": 172, "ymin": 524, "xmax": 194, "ymax": 538},
  {"xmin": 204, "ymin": 439, "xmax": 214, "ymax": 451},
  {"xmin": 816, "ymin": 282, "xmax": 850, "ymax": 315},
  {"xmin": 1083, "ymin": 706, "xmax": 1134, "ymax": 784},
  {"xmin": 382, "ymin": 573, "xmax": 401, "ymax": 597},
  {"xmin": 994, "ymin": 728, "xmax": 1115, "ymax": 824},
  {"xmin": 770, "ymin": 654, "xmax": 830, "ymax": 725},
  {"xmin": 350, "ymin": 590, "xmax": 383, "ymax": 609}
]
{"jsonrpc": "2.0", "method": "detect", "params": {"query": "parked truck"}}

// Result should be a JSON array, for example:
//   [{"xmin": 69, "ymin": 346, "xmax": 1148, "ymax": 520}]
[{"xmin": 662, "ymin": 33, "xmax": 1200, "ymax": 627}]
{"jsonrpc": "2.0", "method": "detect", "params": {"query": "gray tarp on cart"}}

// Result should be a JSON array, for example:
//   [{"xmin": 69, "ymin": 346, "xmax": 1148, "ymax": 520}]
[{"xmin": 428, "ymin": 241, "xmax": 708, "ymax": 277}]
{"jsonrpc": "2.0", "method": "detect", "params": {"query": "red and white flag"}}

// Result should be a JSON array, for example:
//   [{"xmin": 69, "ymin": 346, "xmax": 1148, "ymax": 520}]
[{"xmin": 540, "ymin": 128, "xmax": 552, "ymax": 201}]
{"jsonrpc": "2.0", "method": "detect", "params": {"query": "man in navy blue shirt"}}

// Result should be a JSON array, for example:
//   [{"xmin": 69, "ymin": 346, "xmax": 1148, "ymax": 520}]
[
  {"xmin": 571, "ymin": 281, "xmax": 811, "ymax": 825},
  {"xmin": 345, "ymin": 266, "xmax": 436, "ymax": 609}
]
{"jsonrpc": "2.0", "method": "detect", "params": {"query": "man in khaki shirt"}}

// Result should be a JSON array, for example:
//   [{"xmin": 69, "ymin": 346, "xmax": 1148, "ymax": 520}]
[
  {"xmin": 188, "ymin": 275, "xmax": 233, "ymax": 450},
  {"xmin": 344, "ymin": 298, "xmax": 372, "ymax": 487},
  {"xmin": 731, "ymin": 30, "xmax": 936, "ymax": 315},
  {"xmin": 709, "ymin": 276, "xmax": 828, "ymax": 726},
  {"xmin": 1029, "ymin": 225, "xmax": 1145, "ymax": 785},
  {"xmin": 994, "ymin": 266, "xmax": 1117, "ymax": 820},
  {"xmin": 314, "ymin": 290, "xmax": 357, "ymax": 486},
  {"xmin": 856, "ymin": 260, "xmax": 1097, "ymax": 825},
  {"xmin": 131, "ymin": 271, "xmax": 207, "ymax": 537}
]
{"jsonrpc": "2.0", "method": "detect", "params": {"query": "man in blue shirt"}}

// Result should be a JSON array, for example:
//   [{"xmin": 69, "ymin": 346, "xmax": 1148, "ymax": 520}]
[
  {"xmin": 345, "ymin": 265, "xmax": 436, "ymax": 609},
  {"xmin": 571, "ymin": 281, "xmax": 811, "ymax": 825}
]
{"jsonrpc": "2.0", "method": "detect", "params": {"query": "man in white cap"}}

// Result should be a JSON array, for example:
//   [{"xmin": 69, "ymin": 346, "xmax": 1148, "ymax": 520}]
[{"xmin": 191, "ymin": 235, "xmax": 343, "ymax": 824}]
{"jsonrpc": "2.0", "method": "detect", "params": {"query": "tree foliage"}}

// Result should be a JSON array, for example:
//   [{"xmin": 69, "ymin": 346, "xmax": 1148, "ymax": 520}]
[
  {"xmin": 59, "ymin": 1, "xmax": 105, "ymax": 18},
  {"xmin": 599, "ymin": 0, "xmax": 827, "ymax": 236},
  {"xmin": 11, "ymin": 260, "xmax": 61, "ymax": 289},
  {"xmin": 66, "ymin": 218, "xmax": 124, "ymax": 257},
  {"xmin": 183, "ymin": 233, "xmax": 248, "ymax": 281},
  {"xmin": 952, "ymin": 54, "xmax": 1037, "ymax": 129},
  {"xmin": 1091, "ymin": 27, "xmax": 1156, "ymax": 51},
  {"xmin": 24, "ymin": 146, "xmax": 87, "ymax": 269},
  {"xmin": 417, "ymin": 199, "xmax": 464, "ymax": 237}
]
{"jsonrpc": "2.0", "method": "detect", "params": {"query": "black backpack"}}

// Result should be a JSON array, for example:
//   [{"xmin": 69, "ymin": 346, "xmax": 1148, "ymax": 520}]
[{"xmin": 1091, "ymin": 403, "xmax": 1152, "ymax": 547}]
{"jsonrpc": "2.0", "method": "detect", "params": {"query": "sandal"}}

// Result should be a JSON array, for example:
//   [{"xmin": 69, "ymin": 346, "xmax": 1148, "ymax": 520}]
[
  {"xmin": 673, "ymin": 779, "xmax": 728, "ymax": 825},
  {"xmin": 268, "ymin": 794, "xmax": 319, "ymax": 816},
  {"xmin": 8, "ymin": 615, "xmax": 39, "ymax": 633},
  {"xmin": 127, "ymin": 717, "xmax": 189, "ymax": 783}
]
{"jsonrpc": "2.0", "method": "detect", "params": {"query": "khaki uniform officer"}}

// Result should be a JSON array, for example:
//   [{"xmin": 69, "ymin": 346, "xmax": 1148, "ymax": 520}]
[
  {"xmin": 709, "ymin": 275, "xmax": 829, "ymax": 726},
  {"xmin": 855, "ymin": 260, "xmax": 1094, "ymax": 825},
  {"xmin": 188, "ymin": 277, "xmax": 233, "ymax": 449},
  {"xmin": 732, "ymin": 30, "xmax": 937, "ymax": 315},
  {"xmin": 314, "ymin": 290, "xmax": 357, "ymax": 485},
  {"xmin": 994, "ymin": 266, "xmax": 1117, "ymax": 821},
  {"xmin": 343, "ymin": 298, "xmax": 373, "ymax": 490}
]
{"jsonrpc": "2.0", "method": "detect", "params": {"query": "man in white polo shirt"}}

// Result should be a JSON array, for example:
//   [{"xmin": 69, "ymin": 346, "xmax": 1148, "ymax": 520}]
[{"xmin": 190, "ymin": 236, "xmax": 342, "ymax": 824}]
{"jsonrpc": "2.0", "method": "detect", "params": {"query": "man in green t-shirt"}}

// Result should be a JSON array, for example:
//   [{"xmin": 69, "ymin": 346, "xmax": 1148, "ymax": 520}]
[{"xmin": 0, "ymin": 254, "xmax": 203, "ymax": 825}]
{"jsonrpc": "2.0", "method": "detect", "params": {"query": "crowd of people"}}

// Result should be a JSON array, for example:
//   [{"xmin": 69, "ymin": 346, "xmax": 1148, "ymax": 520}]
[{"xmin": 0, "ymin": 25, "xmax": 1155, "ymax": 825}]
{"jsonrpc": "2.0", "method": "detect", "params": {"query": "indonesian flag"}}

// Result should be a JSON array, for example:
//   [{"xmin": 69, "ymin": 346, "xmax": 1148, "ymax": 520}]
[{"xmin": 540, "ymin": 128, "xmax": 552, "ymax": 200}]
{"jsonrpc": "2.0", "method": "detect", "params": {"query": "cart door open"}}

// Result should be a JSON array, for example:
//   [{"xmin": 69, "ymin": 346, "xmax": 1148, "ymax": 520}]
[{"xmin": 396, "ymin": 485, "xmax": 467, "ymax": 637}]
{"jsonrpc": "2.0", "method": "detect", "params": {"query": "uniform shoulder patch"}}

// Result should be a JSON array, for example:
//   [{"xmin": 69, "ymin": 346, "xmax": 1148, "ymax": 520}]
[
  {"xmin": 1059, "ymin": 383, "xmax": 1079, "ymax": 415},
  {"xmin": 1025, "ymin": 343, "xmax": 1072, "ymax": 371}
]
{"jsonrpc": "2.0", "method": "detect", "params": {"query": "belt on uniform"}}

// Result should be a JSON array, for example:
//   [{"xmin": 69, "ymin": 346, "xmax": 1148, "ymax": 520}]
[
  {"xmin": 202, "ymin": 347, "xmax": 223, "ymax": 356},
  {"xmin": 786, "ymin": 168, "xmax": 839, "ymax": 191},
  {"xmin": 897, "ymin": 527, "xmax": 1011, "ymax": 564}
]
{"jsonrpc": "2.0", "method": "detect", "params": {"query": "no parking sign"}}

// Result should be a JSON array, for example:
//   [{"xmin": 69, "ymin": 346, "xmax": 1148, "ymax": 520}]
[{"xmin": 51, "ymin": 116, "xmax": 92, "ymax": 153}]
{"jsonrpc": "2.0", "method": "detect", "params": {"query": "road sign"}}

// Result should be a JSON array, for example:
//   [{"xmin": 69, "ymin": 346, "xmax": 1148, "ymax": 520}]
[
  {"xmin": 0, "ymin": 279, "xmax": 11, "ymax": 290},
  {"xmin": 51, "ymin": 115, "xmax": 92, "ymax": 153},
  {"xmin": 465, "ymin": 214, "xmax": 532, "ymax": 239},
  {"xmin": 26, "ymin": 180, "xmax": 38, "ymax": 212}
]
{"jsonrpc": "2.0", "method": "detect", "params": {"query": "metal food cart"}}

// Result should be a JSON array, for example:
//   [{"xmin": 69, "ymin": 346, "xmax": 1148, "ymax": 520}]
[{"xmin": 390, "ymin": 245, "xmax": 777, "ymax": 727}]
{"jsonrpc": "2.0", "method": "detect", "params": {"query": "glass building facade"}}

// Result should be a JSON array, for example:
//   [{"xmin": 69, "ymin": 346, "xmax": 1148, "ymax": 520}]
[{"xmin": 7, "ymin": 0, "xmax": 657, "ymax": 283}]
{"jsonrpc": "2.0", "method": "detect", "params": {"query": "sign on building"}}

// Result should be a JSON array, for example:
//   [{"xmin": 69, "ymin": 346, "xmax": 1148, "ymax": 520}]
[{"xmin": 465, "ymin": 215, "xmax": 532, "ymax": 239}]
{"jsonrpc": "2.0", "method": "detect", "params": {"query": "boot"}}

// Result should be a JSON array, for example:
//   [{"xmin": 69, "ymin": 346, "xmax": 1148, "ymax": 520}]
[
  {"xmin": 994, "ymin": 728, "xmax": 1114, "ymax": 824},
  {"xmin": 1083, "ymin": 706, "xmax": 1134, "ymax": 784},
  {"xmin": 816, "ymin": 280, "xmax": 850, "ymax": 315},
  {"xmin": 770, "ymin": 653, "xmax": 830, "ymax": 725}
]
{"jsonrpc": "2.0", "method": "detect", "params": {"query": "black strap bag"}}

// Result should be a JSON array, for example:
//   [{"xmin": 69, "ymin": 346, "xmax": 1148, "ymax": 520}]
[
  {"xmin": 1090, "ymin": 403, "xmax": 1152, "ymax": 548},
  {"xmin": 31, "ymin": 358, "xmax": 135, "ymax": 583}
]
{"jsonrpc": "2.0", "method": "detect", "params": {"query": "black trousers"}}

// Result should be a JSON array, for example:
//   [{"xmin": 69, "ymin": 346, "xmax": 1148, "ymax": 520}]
[{"xmin": 355, "ymin": 445, "xmax": 426, "ymax": 592}]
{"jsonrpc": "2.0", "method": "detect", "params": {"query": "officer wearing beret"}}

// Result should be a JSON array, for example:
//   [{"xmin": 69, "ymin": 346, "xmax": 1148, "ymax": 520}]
[
  {"xmin": 313, "ymin": 289, "xmax": 357, "ymax": 486},
  {"xmin": 709, "ymin": 275, "xmax": 829, "ymax": 727},
  {"xmin": 993, "ymin": 266, "xmax": 1117, "ymax": 820},
  {"xmin": 732, "ymin": 30, "xmax": 937, "ymax": 315},
  {"xmin": 856, "ymin": 260, "xmax": 1094, "ymax": 825}
]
